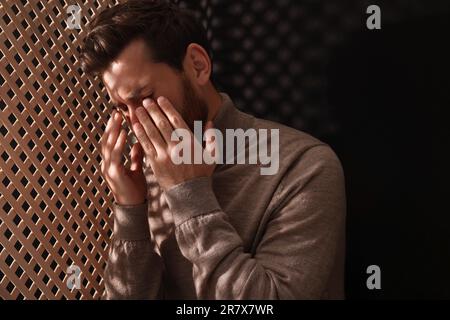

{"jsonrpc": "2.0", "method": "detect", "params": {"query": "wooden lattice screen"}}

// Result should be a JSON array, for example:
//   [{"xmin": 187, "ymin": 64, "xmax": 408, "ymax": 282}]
[{"xmin": 0, "ymin": 0, "xmax": 127, "ymax": 300}]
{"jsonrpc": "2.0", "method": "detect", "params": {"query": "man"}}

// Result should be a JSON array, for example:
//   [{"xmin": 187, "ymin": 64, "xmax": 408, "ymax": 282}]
[{"xmin": 80, "ymin": 0, "xmax": 346, "ymax": 299}]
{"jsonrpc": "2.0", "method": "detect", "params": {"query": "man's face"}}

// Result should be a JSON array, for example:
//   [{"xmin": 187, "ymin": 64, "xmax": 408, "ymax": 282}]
[{"xmin": 102, "ymin": 38, "xmax": 208, "ymax": 132}]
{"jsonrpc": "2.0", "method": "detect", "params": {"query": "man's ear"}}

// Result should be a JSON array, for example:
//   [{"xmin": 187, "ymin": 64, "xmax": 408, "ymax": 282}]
[{"xmin": 183, "ymin": 43, "xmax": 211, "ymax": 86}]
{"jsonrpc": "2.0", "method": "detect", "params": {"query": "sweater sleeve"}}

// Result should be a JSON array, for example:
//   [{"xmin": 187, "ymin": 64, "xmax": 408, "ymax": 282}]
[
  {"xmin": 163, "ymin": 145, "xmax": 346, "ymax": 299},
  {"xmin": 101, "ymin": 200, "xmax": 164, "ymax": 299}
]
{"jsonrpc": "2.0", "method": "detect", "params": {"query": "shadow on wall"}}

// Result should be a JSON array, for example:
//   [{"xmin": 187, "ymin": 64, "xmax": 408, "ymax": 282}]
[{"xmin": 328, "ymin": 14, "xmax": 450, "ymax": 299}]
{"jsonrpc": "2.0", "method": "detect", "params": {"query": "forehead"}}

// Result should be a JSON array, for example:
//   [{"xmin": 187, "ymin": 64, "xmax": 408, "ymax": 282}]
[{"xmin": 102, "ymin": 39, "xmax": 157, "ymax": 93}]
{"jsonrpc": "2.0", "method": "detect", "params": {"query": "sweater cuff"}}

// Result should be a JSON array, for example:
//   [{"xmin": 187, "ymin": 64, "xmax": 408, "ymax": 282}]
[
  {"xmin": 113, "ymin": 200, "xmax": 151, "ymax": 240},
  {"xmin": 164, "ymin": 176, "xmax": 221, "ymax": 227}
]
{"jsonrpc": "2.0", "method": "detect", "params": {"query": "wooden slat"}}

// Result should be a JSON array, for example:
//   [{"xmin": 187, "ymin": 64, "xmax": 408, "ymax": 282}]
[{"xmin": 0, "ymin": 0, "xmax": 121, "ymax": 300}]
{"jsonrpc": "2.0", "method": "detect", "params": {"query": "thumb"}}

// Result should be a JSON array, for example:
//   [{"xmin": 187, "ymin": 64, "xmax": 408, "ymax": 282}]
[{"xmin": 130, "ymin": 142, "xmax": 144, "ymax": 171}]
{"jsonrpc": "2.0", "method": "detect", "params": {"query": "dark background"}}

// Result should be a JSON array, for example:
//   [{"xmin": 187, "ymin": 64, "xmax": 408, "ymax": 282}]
[{"xmin": 176, "ymin": 0, "xmax": 450, "ymax": 299}]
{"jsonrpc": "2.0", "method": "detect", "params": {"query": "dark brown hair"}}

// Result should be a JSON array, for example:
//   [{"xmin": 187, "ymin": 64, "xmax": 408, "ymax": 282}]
[{"xmin": 79, "ymin": 0, "xmax": 212, "ymax": 76}]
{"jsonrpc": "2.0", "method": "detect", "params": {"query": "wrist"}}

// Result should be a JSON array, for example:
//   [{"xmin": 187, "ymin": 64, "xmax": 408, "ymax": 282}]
[
  {"xmin": 113, "ymin": 200, "xmax": 150, "ymax": 240},
  {"xmin": 114, "ymin": 195, "xmax": 147, "ymax": 206},
  {"xmin": 164, "ymin": 176, "xmax": 221, "ymax": 226}
]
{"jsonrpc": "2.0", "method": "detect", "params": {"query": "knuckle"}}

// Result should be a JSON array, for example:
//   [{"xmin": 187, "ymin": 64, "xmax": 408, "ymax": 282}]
[
  {"xmin": 105, "ymin": 136, "xmax": 114, "ymax": 148},
  {"xmin": 107, "ymin": 166, "xmax": 118, "ymax": 179},
  {"xmin": 158, "ymin": 152, "xmax": 168, "ymax": 162},
  {"xmin": 141, "ymin": 118, "xmax": 152, "ymax": 131},
  {"xmin": 172, "ymin": 117, "xmax": 181, "ymax": 127},
  {"xmin": 134, "ymin": 125, "xmax": 144, "ymax": 136},
  {"xmin": 157, "ymin": 120, "xmax": 167, "ymax": 129},
  {"xmin": 142, "ymin": 141, "xmax": 153, "ymax": 152},
  {"xmin": 146, "ymin": 149, "xmax": 156, "ymax": 158}
]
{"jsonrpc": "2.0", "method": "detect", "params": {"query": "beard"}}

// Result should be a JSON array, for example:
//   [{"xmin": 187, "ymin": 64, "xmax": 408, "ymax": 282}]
[{"xmin": 179, "ymin": 74, "xmax": 209, "ymax": 132}]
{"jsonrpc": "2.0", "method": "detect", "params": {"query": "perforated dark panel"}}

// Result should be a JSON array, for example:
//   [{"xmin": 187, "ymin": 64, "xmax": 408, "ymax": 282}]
[{"xmin": 208, "ymin": 0, "xmax": 450, "ymax": 139}]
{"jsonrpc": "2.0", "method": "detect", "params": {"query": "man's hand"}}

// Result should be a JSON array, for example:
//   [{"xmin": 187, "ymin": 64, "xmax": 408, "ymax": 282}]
[
  {"xmin": 132, "ymin": 96, "xmax": 216, "ymax": 191},
  {"xmin": 100, "ymin": 109, "xmax": 148, "ymax": 205}
]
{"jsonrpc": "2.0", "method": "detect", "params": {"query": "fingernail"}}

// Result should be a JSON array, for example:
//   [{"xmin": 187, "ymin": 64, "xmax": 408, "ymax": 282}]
[
  {"xmin": 157, "ymin": 96, "xmax": 165, "ymax": 105},
  {"xmin": 143, "ymin": 98, "xmax": 152, "ymax": 107}
]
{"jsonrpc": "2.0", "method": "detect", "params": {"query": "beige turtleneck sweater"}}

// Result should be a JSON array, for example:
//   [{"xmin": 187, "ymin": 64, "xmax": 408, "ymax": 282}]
[{"xmin": 102, "ymin": 92, "xmax": 346, "ymax": 300}]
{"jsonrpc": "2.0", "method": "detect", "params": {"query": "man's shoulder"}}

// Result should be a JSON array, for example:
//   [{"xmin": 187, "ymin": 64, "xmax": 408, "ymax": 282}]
[
  {"xmin": 250, "ymin": 114, "xmax": 337, "ymax": 161},
  {"xmin": 228, "ymin": 108, "xmax": 343, "ymax": 180},
  {"xmin": 249, "ymin": 116, "xmax": 345, "ymax": 204}
]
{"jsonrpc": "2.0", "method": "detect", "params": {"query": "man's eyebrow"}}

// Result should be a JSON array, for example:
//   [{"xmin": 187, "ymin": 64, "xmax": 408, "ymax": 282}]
[
  {"xmin": 125, "ymin": 89, "xmax": 141, "ymax": 101},
  {"xmin": 110, "ymin": 85, "xmax": 152, "ymax": 107},
  {"xmin": 124, "ymin": 85, "xmax": 152, "ymax": 101}
]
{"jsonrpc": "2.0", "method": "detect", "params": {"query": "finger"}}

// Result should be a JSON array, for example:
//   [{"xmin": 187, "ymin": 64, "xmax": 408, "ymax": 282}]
[
  {"xmin": 110, "ymin": 128, "xmax": 127, "ymax": 166},
  {"xmin": 204, "ymin": 121, "xmax": 217, "ymax": 153},
  {"xmin": 105, "ymin": 112, "xmax": 122, "ymax": 165},
  {"xmin": 135, "ymin": 106, "xmax": 166, "ymax": 154},
  {"xmin": 156, "ymin": 96, "xmax": 189, "ymax": 130},
  {"xmin": 143, "ymin": 98, "xmax": 174, "ymax": 145},
  {"xmin": 100, "ymin": 158, "xmax": 105, "ymax": 175},
  {"xmin": 130, "ymin": 142, "xmax": 144, "ymax": 172},
  {"xmin": 204, "ymin": 120, "xmax": 214, "ymax": 133},
  {"xmin": 101, "ymin": 117, "xmax": 115, "ymax": 167},
  {"xmin": 133, "ymin": 121, "xmax": 157, "ymax": 159},
  {"xmin": 101, "ymin": 109, "xmax": 117, "ymax": 157}
]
